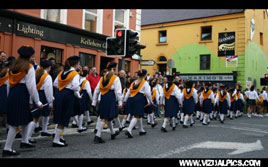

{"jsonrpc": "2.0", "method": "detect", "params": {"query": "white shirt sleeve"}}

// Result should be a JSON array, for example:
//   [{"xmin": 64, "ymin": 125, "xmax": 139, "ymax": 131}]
[
  {"xmin": 155, "ymin": 88, "xmax": 160, "ymax": 105},
  {"xmin": 43, "ymin": 75, "xmax": 54, "ymax": 107},
  {"xmin": 70, "ymin": 74, "xmax": 80, "ymax": 92},
  {"xmin": 53, "ymin": 76, "xmax": 58, "ymax": 88},
  {"xmin": 180, "ymin": 91, "xmax": 184, "ymax": 105},
  {"xmin": 226, "ymin": 93, "xmax": 231, "ymax": 108},
  {"xmin": 92, "ymin": 81, "xmax": 100, "ymax": 106},
  {"xmin": 25, "ymin": 66, "xmax": 42, "ymax": 106},
  {"xmin": 85, "ymin": 81, "xmax": 93, "ymax": 101},
  {"xmin": 200, "ymin": 92, "xmax": 204, "ymax": 105},
  {"xmin": 215, "ymin": 93, "xmax": 219, "ymax": 106},
  {"xmin": 143, "ymin": 82, "xmax": 153, "ymax": 104},
  {"xmin": 173, "ymin": 86, "xmax": 181, "ymax": 104},
  {"xmin": 113, "ymin": 77, "xmax": 123, "ymax": 106},
  {"xmin": 193, "ymin": 89, "xmax": 198, "ymax": 104},
  {"xmin": 123, "ymin": 88, "xmax": 130, "ymax": 103}
]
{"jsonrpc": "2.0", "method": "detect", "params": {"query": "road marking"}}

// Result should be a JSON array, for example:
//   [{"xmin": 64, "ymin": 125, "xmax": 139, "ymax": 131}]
[{"xmin": 152, "ymin": 140, "xmax": 264, "ymax": 158}]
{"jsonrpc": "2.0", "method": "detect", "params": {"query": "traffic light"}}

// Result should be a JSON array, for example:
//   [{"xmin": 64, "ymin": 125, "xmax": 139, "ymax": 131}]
[
  {"xmin": 126, "ymin": 29, "xmax": 139, "ymax": 58},
  {"xmin": 106, "ymin": 29, "xmax": 126, "ymax": 56}
]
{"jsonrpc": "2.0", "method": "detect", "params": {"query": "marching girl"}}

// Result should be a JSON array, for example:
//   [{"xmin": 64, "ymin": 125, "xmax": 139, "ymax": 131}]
[
  {"xmin": 215, "ymin": 85, "xmax": 231, "ymax": 123},
  {"xmin": 120, "ymin": 77, "xmax": 134, "ymax": 131},
  {"xmin": 235, "ymin": 88, "xmax": 245, "ymax": 118},
  {"xmin": 260, "ymin": 87, "xmax": 268, "ymax": 117},
  {"xmin": 53, "ymin": 55, "xmax": 81, "ymax": 147},
  {"xmin": 3, "ymin": 46, "xmax": 44, "ymax": 157},
  {"xmin": 228, "ymin": 88, "xmax": 237, "ymax": 120},
  {"xmin": 160, "ymin": 75, "xmax": 181, "ymax": 132},
  {"xmin": 123, "ymin": 69, "xmax": 153, "ymax": 138},
  {"xmin": 200, "ymin": 83, "xmax": 214, "ymax": 125},
  {"xmin": 92, "ymin": 62, "xmax": 122, "ymax": 143},
  {"xmin": 181, "ymin": 81, "xmax": 198, "ymax": 128},
  {"xmin": 27, "ymin": 60, "xmax": 54, "ymax": 144},
  {"xmin": 212, "ymin": 87, "xmax": 219, "ymax": 120},
  {"xmin": 195, "ymin": 86, "xmax": 204, "ymax": 120},
  {"xmin": 145, "ymin": 78, "xmax": 159, "ymax": 128},
  {"xmin": 77, "ymin": 70, "xmax": 93, "ymax": 133}
]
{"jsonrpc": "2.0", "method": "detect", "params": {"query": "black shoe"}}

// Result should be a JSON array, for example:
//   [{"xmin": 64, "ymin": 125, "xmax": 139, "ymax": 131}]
[
  {"xmin": 52, "ymin": 142, "xmax": 68, "ymax": 147},
  {"xmin": 139, "ymin": 131, "xmax": 147, "ymax": 136},
  {"xmin": 196, "ymin": 117, "xmax": 199, "ymax": 120},
  {"xmin": 15, "ymin": 132, "xmax": 22, "ymax": 139},
  {"xmin": 2, "ymin": 150, "xmax": 20, "ymax": 157},
  {"xmin": 77, "ymin": 127, "xmax": 88, "ymax": 133},
  {"xmin": 220, "ymin": 120, "xmax": 224, "ymax": 124},
  {"xmin": 87, "ymin": 121, "xmax": 94, "ymax": 125},
  {"xmin": 34, "ymin": 126, "xmax": 42, "ymax": 133},
  {"xmin": 230, "ymin": 117, "xmax": 233, "ymax": 120},
  {"xmin": 20, "ymin": 142, "xmax": 35, "ymax": 149},
  {"xmin": 190, "ymin": 124, "xmax": 193, "ymax": 127},
  {"xmin": 125, "ymin": 131, "xmax": 133, "ymax": 138},
  {"xmin": 147, "ymin": 122, "xmax": 151, "ymax": 125},
  {"xmin": 28, "ymin": 139, "xmax": 37, "ymax": 144},
  {"xmin": 161, "ymin": 127, "xmax": 167, "ymax": 132},
  {"xmin": 133, "ymin": 126, "xmax": 136, "ymax": 130},
  {"xmin": 200, "ymin": 119, "xmax": 203, "ymax": 122},
  {"xmin": 41, "ymin": 132, "xmax": 52, "ymax": 137},
  {"xmin": 151, "ymin": 123, "xmax": 158, "ymax": 128},
  {"xmin": 172, "ymin": 127, "xmax": 176, "ymax": 131},
  {"xmin": 94, "ymin": 129, "xmax": 97, "ymax": 134},
  {"xmin": 94, "ymin": 136, "xmax": 105, "ymax": 144},
  {"xmin": 183, "ymin": 125, "xmax": 188, "ymax": 128},
  {"xmin": 119, "ymin": 126, "xmax": 125, "ymax": 131},
  {"xmin": 52, "ymin": 134, "xmax": 66, "ymax": 144},
  {"xmin": 202, "ymin": 123, "xmax": 208, "ymax": 125},
  {"xmin": 126, "ymin": 120, "xmax": 130, "ymax": 124},
  {"xmin": 111, "ymin": 131, "xmax": 120, "ymax": 140},
  {"xmin": 71, "ymin": 124, "xmax": 78, "ymax": 128},
  {"xmin": 180, "ymin": 121, "xmax": 183, "ymax": 124}
]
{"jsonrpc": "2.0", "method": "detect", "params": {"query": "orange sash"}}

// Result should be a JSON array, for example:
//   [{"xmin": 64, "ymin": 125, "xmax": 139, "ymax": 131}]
[
  {"xmin": 99, "ymin": 75, "xmax": 117, "ymax": 95},
  {"xmin": 9, "ymin": 64, "xmax": 32, "ymax": 87},
  {"xmin": 79, "ymin": 80, "xmax": 87, "ymax": 93},
  {"xmin": 57, "ymin": 70, "xmax": 78, "ymax": 91},
  {"xmin": 202, "ymin": 89, "xmax": 212, "ymax": 100},
  {"xmin": 236, "ymin": 92, "xmax": 241, "ymax": 99},
  {"xmin": 183, "ymin": 88, "xmax": 194, "ymax": 99},
  {"xmin": 0, "ymin": 72, "xmax": 8, "ymax": 87},
  {"xmin": 257, "ymin": 96, "xmax": 263, "ymax": 105},
  {"xmin": 123, "ymin": 88, "xmax": 127, "ymax": 96},
  {"xmin": 36, "ymin": 73, "xmax": 48, "ymax": 91},
  {"xmin": 163, "ymin": 84, "xmax": 175, "ymax": 99},
  {"xmin": 229, "ymin": 93, "xmax": 237, "ymax": 102},
  {"xmin": 198, "ymin": 92, "xmax": 201, "ymax": 101},
  {"xmin": 152, "ymin": 88, "xmax": 157, "ymax": 101},
  {"xmin": 219, "ymin": 92, "xmax": 227, "ymax": 102},
  {"xmin": 130, "ymin": 79, "xmax": 146, "ymax": 97}
]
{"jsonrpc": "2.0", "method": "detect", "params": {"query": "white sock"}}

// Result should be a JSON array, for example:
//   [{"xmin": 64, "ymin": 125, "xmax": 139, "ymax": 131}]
[
  {"xmin": 126, "ymin": 114, "xmax": 131, "ymax": 121},
  {"xmin": 150, "ymin": 113, "xmax": 155, "ymax": 124},
  {"xmin": 196, "ymin": 111, "xmax": 200, "ymax": 118},
  {"xmin": 4, "ymin": 126, "xmax": 17, "ymax": 151},
  {"xmin": 138, "ymin": 118, "xmax": 145, "ymax": 132},
  {"xmin": 21, "ymin": 125, "xmax": 29, "ymax": 144},
  {"xmin": 117, "ymin": 117, "xmax": 122, "ymax": 128},
  {"xmin": 183, "ymin": 115, "xmax": 189, "ymax": 125},
  {"xmin": 227, "ymin": 110, "xmax": 230, "ymax": 116},
  {"xmin": 171, "ymin": 117, "xmax": 175, "ymax": 127},
  {"xmin": 53, "ymin": 128, "xmax": 64, "ymax": 145},
  {"xmin": 60, "ymin": 129, "xmax": 65, "ymax": 141},
  {"xmin": 230, "ymin": 111, "xmax": 233, "ymax": 118},
  {"xmin": 95, "ymin": 116, "xmax": 101, "ymax": 130},
  {"xmin": 54, "ymin": 124, "xmax": 58, "ymax": 134},
  {"xmin": 220, "ymin": 114, "xmax": 224, "ymax": 121},
  {"xmin": 122, "ymin": 118, "xmax": 126, "ymax": 127},
  {"xmin": 46, "ymin": 116, "xmax": 50, "ymax": 126},
  {"xmin": 107, "ymin": 121, "xmax": 115, "ymax": 134},
  {"xmin": 180, "ymin": 113, "xmax": 184, "ymax": 122},
  {"xmin": 190, "ymin": 115, "xmax": 194, "ymax": 124},
  {"xmin": 207, "ymin": 115, "xmax": 211, "ymax": 123},
  {"xmin": 200, "ymin": 112, "xmax": 204, "ymax": 120},
  {"xmin": 203, "ymin": 115, "xmax": 207, "ymax": 124},
  {"xmin": 96, "ymin": 121, "xmax": 104, "ymax": 137},
  {"xmin": 78, "ymin": 114, "xmax": 84, "ymax": 130},
  {"xmin": 127, "ymin": 117, "xmax": 137, "ymax": 134},
  {"xmin": 42, "ymin": 117, "xmax": 49, "ymax": 133},
  {"xmin": 27, "ymin": 121, "xmax": 37, "ymax": 141},
  {"xmin": 162, "ymin": 118, "xmax": 168, "ymax": 128},
  {"xmin": 73, "ymin": 116, "xmax": 78, "ymax": 125},
  {"xmin": 85, "ymin": 111, "xmax": 91, "ymax": 122},
  {"xmin": 214, "ymin": 111, "xmax": 218, "ymax": 118}
]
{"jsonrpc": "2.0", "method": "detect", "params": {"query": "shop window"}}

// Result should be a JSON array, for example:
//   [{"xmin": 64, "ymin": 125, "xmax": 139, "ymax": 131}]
[
  {"xmin": 41, "ymin": 9, "xmax": 67, "ymax": 24},
  {"xmin": 201, "ymin": 26, "xmax": 212, "ymax": 41},
  {"xmin": 79, "ymin": 52, "xmax": 95, "ymax": 68},
  {"xmin": 40, "ymin": 46, "xmax": 62, "ymax": 64},
  {"xmin": 159, "ymin": 30, "xmax": 167, "ymax": 43},
  {"xmin": 200, "ymin": 54, "xmax": 210, "ymax": 70}
]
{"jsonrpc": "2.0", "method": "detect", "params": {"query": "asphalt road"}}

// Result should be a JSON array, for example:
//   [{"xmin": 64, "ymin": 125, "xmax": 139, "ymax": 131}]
[{"xmin": 0, "ymin": 114, "xmax": 268, "ymax": 158}]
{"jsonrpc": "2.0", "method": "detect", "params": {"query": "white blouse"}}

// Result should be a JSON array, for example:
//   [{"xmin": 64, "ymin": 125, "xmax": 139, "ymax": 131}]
[{"xmin": 39, "ymin": 70, "xmax": 54, "ymax": 107}]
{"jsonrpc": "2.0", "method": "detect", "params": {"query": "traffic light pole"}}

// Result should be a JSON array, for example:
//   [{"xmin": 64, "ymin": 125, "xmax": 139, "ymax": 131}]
[{"xmin": 121, "ymin": 56, "xmax": 125, "ymax": 71}]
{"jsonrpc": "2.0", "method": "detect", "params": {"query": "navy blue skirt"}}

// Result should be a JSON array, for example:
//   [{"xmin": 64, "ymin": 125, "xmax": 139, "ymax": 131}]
[
  {"xmin": 164, "ymin": 95, "xmax": 179, "ymax": 118},
  {"xmin": 7, "ymin": 83, "xmax": 32, "ymax": 126},
  {"xmin": 236, "ymin": 99, "xmax": 244, "ymax": 112},
  {"xmin": 183, "ymin": 96, "xmax": 195, "ymax": 115},
  {"xmin": 73, "ymin": 97, "xmax": 81, "ymax": 116},
  {"xmin": 99, "ymin": 90, "xmax": 117, "ymax": 120},
  {"xmin": 230, "ymin": 101, "xmax": 237, "ymax": 112},
  {"xmin": 123, "ymin": 99, "xmax": 131, "ymax": 115},
  {"xmin": 32, "ymin": 90, "xmax": 50, "ymax": 118},
  {"xmin": 0, "ymin": 84, "xmax": 8, "ymax": 114},
  {"xmin": 203, "ymin": 99, "xmax": 212, "ymax": 114},
  {"xmin": 195, "ymin": 101, "xmax": 202, "ymax": 112},
  {"xmin": 248, "ymin": 99, "xmax": 256, "ymax": 106},
  {"xmin": 128, "ymin": 93, "xmax": 145, "ymax": 117},
  {"xmin": 144, "ymin": 98, "xmax": 157, "ymax": 114},
  {"xmin": 79, "ymin": 90, "xmax": 90, "ymax": 113},
  {"xmin": 219, "ymin": 100, "xmax": 228, "ymax": 114},
  {"xmin": 54, "ymin": 88, "xmax": 75, "ymax": 127}
]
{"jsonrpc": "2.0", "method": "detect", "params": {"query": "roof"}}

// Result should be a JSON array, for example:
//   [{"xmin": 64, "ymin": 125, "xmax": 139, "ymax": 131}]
[{"xmin": 141, "ymin": 9, "xmax": 244, "ymax": 26}]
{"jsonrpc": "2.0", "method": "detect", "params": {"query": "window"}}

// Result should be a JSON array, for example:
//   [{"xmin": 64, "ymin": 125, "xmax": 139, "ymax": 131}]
[
  {"xmin": 201, "ymin": 26, "xmax": 212, "ymax": 41},
  {"xmin": 83, "ymin": 9, "xmax": 103, "ymax": 33},
  {"xmin": 260, "ymin": 32, "xmax": 263, "ymax": 45},
  {"xmin": 79, "ymin": 52, "xmax": 95, "ymax": 68},
  {"xmin": 41, "ymin": 46, "xmax": 63, "ymax": 64},
  {"xmin": 113, "ymin": 9, "xmax": 129, "ymax": 36},
  {"xmin": 159, "ymin": 30, "xmax": 167, "ymax": 43},
  {"xmin": 41, "ymin": 9, "xmax": 67, "ymax": 24},
  {"xmin": 200, "ymin": 54, "xmax": 210, "ymax": 70}
]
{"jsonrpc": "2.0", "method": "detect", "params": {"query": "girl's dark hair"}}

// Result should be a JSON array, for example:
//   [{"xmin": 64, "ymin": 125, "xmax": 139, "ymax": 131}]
[
  {"xmin": 250, "ymin": 85, "xmax": 255, "ymax": 91},
  {"xmin": 9, "ymin": 57, "xmax": 30, "ymax": 74},
  {"xmin": 64, "ymin": 59, "xmax": 79, "ymax": 71}
]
